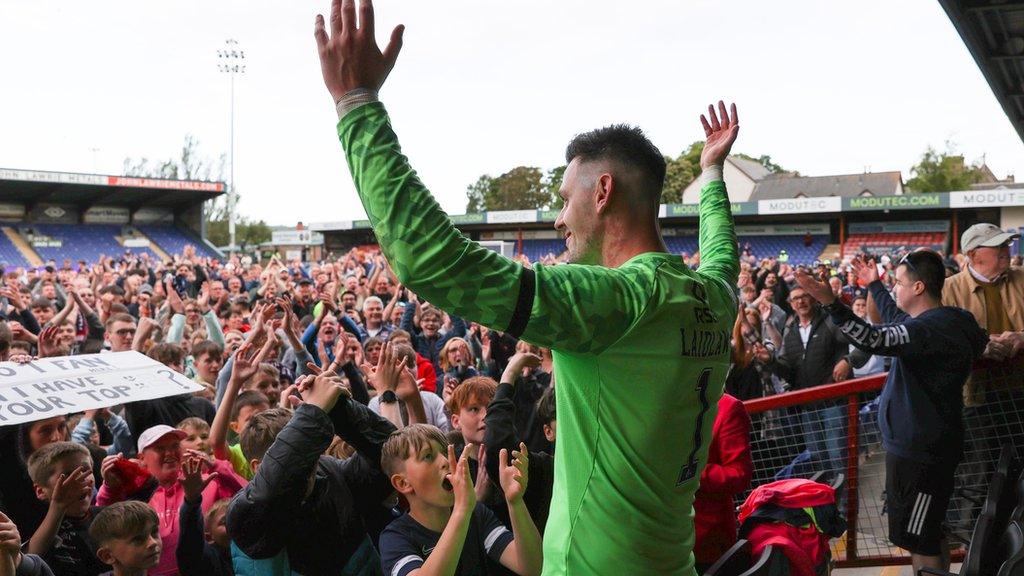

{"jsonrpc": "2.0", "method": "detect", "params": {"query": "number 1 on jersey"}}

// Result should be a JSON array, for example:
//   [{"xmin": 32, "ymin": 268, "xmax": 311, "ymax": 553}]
[{"xmin": 676, "ymin": 368, "xmax": 712, "ymax": 486}]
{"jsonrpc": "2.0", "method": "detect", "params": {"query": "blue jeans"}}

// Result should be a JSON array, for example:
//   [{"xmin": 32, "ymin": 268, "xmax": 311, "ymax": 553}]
[{"xmin": 800, "ymin": 402, "xmax": 847, "ymax": 479}]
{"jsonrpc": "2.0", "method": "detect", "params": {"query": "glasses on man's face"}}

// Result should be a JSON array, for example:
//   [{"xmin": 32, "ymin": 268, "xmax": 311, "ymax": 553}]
[
  {"xmin": 115, "ymin": 328, "xmax": 136, "ymax": 337},
  {"xmin": 789, "ymin": 295, "xmax": 811, "ymax": 303}
]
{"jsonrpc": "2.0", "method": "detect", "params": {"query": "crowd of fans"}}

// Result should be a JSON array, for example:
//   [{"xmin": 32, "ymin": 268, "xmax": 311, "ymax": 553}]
[{"xmin": 0, "ymin": 227, "xmax": 1020, "ymax": 575}]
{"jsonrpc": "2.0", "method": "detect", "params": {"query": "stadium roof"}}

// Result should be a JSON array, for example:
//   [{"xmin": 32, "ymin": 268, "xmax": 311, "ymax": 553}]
[
  {"xmin": 0, "ymin": 168, "xmax": 225, "ymax": 211},
  {"xmin": 939, "ymin": 0, "xmax": 1024, "ymax": 144},
  {"xmin": 751, "ymin": 171, "xmax": 903, "ymax": 200}
]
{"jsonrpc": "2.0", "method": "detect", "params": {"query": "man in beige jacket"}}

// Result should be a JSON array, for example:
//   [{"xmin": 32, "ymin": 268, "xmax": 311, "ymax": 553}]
[{"xmin": 943, "ymin": 223, "xmax": 1023, "ymax": 525}]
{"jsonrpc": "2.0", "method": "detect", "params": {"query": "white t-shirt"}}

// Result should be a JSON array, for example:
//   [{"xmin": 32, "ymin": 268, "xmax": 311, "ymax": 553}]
[{"xmin": 368, "ymin": 391, "xmax": 451, "ymax": 432}]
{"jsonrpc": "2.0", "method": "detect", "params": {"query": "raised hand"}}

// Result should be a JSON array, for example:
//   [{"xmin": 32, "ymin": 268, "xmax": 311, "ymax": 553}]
[
  {"xmin": 374, "ymin": 341, "xmax": 401, "ymax": 392},
  {"xmin": 165, "ymin": 277, "xmax": 185, "ymax": 315},
  {"xmin": 100, "ymin": 453, "xmax": 126, "ymax": 492},
  {"xmin": 314, "ymin": 0, "xmax": 405, "ymax": 103},
  {"xmin": 37, "ymin": 325, "xmax": 62, "ymax": 358},
  {"xmin": 50, "ymin": 467, "xmax": 92, "ymax": 512},
  {"xmin": 0, "ymin": 510, "xmax": 21, "ymax": 567},
  {"xmin": 851, "ymin": 256, "xmax": 880, "ymax": 286},
  {"xmin": 299, "ymin": 369, "xmax": 351, "ymax": 412},
  {"xmin": 699, "ymin": 101, "xmax": 740, "ymax": 169},
  {"xmin": 793, "ymin": 269, "xmax": 836, "ymax": 305},
  {"xmin": 448, "ymin": 443, "xmax": 476, "ymax": 514},
  {"xmin": 197, "ymin": 282, "xmax": 211, "ymax": 314},
  {"xmin": 499, "ymin": 442, "xmax": 530, "ymax": 504},
  {"xmin": 474, "ymin": 444, "xmax": 491, "ymax": 502},
  {"xmin": 501, "ymin": 351, "xmax": 541, "ymax": 385},
  {"xmin": 180, "ymin": 454, "xmax": 218, "ymax": 503}
]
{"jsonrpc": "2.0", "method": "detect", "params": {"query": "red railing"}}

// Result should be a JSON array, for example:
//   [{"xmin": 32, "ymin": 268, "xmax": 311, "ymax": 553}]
[
  {"xmin": 744, "ymin": 373, "xmax": 888, "ymax": 566},
  {"xmin": 738, "ymin": 370, "xmax": 1014, "ymax": 567}
]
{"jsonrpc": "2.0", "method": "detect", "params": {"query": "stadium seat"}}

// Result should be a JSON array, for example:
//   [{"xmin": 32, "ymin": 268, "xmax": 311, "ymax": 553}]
[
  {"xmin": 928, "ymin": 445, "xmax": 1018, "ymax": 576},
  {"xmin": 996, "ymin": 522, "xmax": 1024, "ymax": 576},
  {"xmin": 29, "ymin": 224, "xmax": 156, "ymax": 263},
  {"xmin": 704, "ymin": 540, "xmax": 752, "ymax": 576},
  {"xmin": 138, "ymin": 225, "xmax": 220, "ymax": 260},
  {"xmin": 0, "ymin": 232, "xmax": 30, "ymax": 269}
]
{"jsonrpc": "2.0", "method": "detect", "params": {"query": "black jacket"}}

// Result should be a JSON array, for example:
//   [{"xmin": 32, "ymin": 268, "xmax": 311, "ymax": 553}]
[
  {"xmin": 771, "ymin": 307, "xmax": 869, "ymax": 393},
  {"xmin": 826, "ymin": 281, "xmax": 988, "ymax": 463},
  {"xmin": 226, "ymin": 400, "xmax": 396, "ymax": 575},
  {"xmin": 483, "ymin": 383, "xmax": 554, "ymax": 534}
]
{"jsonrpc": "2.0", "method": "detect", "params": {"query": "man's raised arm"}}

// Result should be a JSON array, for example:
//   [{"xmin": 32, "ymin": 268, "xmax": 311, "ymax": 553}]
[{"xmin": 696, "ymin": 102, "xmax": 740, "ymax": 292}]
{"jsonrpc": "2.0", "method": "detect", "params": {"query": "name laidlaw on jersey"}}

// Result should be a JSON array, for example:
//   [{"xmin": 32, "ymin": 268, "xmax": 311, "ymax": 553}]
[{"xmin": 679, "ymin": 328, "xmax": 731, "ymax": 358}]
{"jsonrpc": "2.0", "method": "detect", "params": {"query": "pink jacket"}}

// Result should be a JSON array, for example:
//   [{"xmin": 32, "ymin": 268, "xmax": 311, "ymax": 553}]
[{"xmin": 97, "ymin": 459, "xmax": 245, "ymax": 576}]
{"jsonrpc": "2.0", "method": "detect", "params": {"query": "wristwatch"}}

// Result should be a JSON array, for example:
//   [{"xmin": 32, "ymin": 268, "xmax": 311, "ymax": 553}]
[{"xmin": 380, "ymin": 390, "xmax": 398, "ymax": 404}]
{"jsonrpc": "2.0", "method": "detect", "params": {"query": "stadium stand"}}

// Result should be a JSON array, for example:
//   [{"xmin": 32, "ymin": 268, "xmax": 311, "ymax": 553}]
[
  {"xmin": 842, "ymin": 232, "xmax": 948, "ymax": 256},
  {"xmin": 521, "ymin": 234, "xmax": 829, "ymax": 265},
  {"xmin": 138, "ymin": 225, "xmax": 221, "ymax": 259},
  {"xmin": 26, "ymin": 224, "xmax": 157, "ymax": 263},
  {"xmin": 0, "ymin": 229, "xmax": 31, "ymax": 269}
]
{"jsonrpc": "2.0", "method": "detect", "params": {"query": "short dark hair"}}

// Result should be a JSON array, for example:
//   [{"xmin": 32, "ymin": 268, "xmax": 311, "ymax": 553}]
[
  {"xmin": 536, "ymin": 386, "xmax": 556, "ymax": 426},
  {"xmin": 89, "ymin": 501, "xmax": 158, "ymax": 547},
  {"xmin": 900, "ymin": 250, "xmax": 946, "ymax": 300},
  {"xmin": 239, "ymin": 407, "xmax": 292, "ymax": 463},
  {"xmin": 231, "ymin": 390, "xmax": 270, "ymax": 422},
  {"xmin": 564, "ymin": 124, "xmax": 667, "ymax": 203},
  {"xmin": 147, "ymin": 343, "xmax": 184, "ymax": 368}
]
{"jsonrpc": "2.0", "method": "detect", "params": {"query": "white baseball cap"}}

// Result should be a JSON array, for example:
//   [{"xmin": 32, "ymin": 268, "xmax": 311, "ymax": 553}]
[
  {"xmin": 137, "ymin": 424, "xmax": 187, "ymax": 454},
  {"xmin": 962, "ymin": 223, "xmax": 1020, "ymax": 253}
]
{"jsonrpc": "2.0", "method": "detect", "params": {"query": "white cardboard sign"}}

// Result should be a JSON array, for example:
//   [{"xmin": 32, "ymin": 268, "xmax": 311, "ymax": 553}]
[{"xmin": 0, "ymin": 351, "xmax": 202, "ymax": 425}]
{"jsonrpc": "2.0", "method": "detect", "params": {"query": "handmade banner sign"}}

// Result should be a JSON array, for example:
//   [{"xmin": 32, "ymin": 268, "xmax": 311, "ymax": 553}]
[{"xmin": 0, "ymin": 351, "xmax": 203, "ymax": 425}]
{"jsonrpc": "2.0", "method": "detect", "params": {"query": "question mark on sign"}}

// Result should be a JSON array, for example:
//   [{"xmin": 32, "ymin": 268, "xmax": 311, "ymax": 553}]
[{"xmin": 157, "ymin": 369, "xmax": 191, "ymax": 390}]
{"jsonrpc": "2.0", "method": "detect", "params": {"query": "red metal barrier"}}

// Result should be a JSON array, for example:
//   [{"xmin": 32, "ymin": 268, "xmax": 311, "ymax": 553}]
[
  {"xmin": 743, "ymin": 373, "xmax": 888, "ymax": 566},
  {"xmin": 740, "ymin": 369, "xmax": 1024, "ymax": 566}
]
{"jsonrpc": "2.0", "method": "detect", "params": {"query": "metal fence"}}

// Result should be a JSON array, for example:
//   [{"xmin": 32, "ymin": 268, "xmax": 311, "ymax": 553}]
[{"xmin": 741, "ymin": 367, "xmax": 1024, "ymax": 567}]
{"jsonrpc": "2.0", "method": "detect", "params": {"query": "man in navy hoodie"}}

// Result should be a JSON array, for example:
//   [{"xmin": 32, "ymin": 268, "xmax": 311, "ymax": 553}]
[{"xmin": 795, "ymin": 250, "xmax": 987, "ymax": 573}]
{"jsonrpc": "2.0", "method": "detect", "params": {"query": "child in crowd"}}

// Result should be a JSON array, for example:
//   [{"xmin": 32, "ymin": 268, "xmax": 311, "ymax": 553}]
[
  {"xmin": 379, "ymin": 425, "xmax": 542, "ymax": 576},
  {"xmin": 89, "ymin": 501, "xmax": 162, "ymax": 576},
  {"xmin": 482, "ymin": 353, "xmax": 556, "ymax": 534},
  {"xmin": 178, "ymin": 417, "xmax": 213, "ymax": 456},
  {"xmin": 176, "ymin": 455, "xmax": 234, "ymax": 576},
  {"xmin": 98, "ymin": 425, "xmax": 244, "ymax": 576},
  {"xmin": 226, "ymin": 368, "xmax": 397, "ymax": 575},
  {"xmin": 25, "ymin": 442, "xmax": 107, "ymax": 576},
  {"xmin": 211, "ymin": 339, "xmax": 277, "ymax": 481}
]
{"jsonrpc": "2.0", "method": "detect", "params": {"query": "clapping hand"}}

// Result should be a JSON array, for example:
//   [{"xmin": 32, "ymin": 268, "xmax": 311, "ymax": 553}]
[
  {"xmin": 499, "ymin": 442, "xmax": 530, "ymax": 504},
  {"xmin": 850, "ymin": 256, "xmax": 880, "ymax": 286},
  {"xmin": 794, "ymin": 269, "xmax": 836, "ymax": 305},
  {"xmin": 447, "ymin": 444, "xmax": 476, "ymax": 514},
  {"xmin": 180, "ymin": 454, "xmax": 218, "ymax": 504}
]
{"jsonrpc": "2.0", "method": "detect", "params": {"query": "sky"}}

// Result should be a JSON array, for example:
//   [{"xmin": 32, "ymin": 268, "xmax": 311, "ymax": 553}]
[{"xmin": 1, "ymin": 0, "xmax": 1022, "ymax": 226}]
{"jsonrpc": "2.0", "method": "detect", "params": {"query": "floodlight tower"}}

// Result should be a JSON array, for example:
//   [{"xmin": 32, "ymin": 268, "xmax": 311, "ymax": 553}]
[{"xmin": 217, "ymin": 39, "xmax": 245, "ymax": 255}]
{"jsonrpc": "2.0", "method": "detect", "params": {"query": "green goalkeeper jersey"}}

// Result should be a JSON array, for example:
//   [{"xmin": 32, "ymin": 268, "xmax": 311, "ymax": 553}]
[{"xmin": 338, "ymin": 102, "xmax": 739, "ymax": 575}]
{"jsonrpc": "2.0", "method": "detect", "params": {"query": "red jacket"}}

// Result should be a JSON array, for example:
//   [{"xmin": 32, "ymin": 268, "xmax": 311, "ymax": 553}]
[
  {"xmin": 416, "ymin": 353, "xmax": 438, "ymax": 393},
  {"xmin": 694, "ymin": 393, "xmax": 753, "ymax": 564}
]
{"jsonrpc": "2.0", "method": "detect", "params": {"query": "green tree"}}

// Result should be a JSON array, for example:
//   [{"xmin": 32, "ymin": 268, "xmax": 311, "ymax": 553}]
[
  {"xmin": 465, "ymin": 175, "xmax": 493, "ymax": 213},
  {"xmin": 544, "ymin": 165, "xmax": 566, "ymax": 210},
  {"xmin": 661, "ymin": 141, "xmax": 703, "ymax": 203},
  {"xmin": 906, "ymin": 144, "xmax": 985, "ymax": 192},
  {"xmin": 463, "ymin": 166, "xmax": 555, "ymax": 212}
]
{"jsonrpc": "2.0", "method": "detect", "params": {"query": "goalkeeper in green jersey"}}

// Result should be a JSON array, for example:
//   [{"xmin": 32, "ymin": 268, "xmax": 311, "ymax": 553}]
[{"xmin": 314, "ymin": 2, "xmax": 741, "ymax": 574}]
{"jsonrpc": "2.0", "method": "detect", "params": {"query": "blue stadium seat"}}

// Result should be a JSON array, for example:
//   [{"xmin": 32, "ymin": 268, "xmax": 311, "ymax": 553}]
[
  {"xmin": 138, "ymin": 226, "xmax": 220, "ymax": 260},
  {"xmin": 29, "ymin": 224, "xmax": 155, "ymax": 263},
  {"xmin": 0, "ymin": 232, "xmax": 30, "ymax": 270}
]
